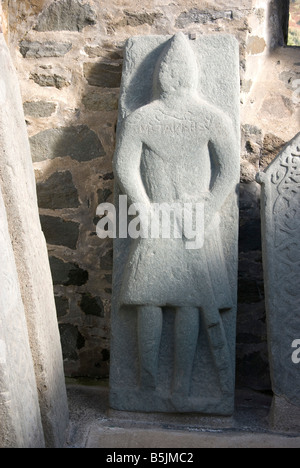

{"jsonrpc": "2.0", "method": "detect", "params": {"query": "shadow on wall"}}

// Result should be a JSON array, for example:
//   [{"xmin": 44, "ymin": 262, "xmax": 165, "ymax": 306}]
[
  {"xmin": 237, "ymin": 182, "xmax": 271, "ymax": 392},
  {"xmin": 267, "ymin": 0, "xmax": 290, "ymax": 48},
  {"xmin": 25, "ymin": 40, "xmax": 123, "ymax": 379}
]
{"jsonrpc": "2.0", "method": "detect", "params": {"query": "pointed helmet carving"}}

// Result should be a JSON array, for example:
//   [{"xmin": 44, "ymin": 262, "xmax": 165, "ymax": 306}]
[{"xmin": 153, "ymin": 32, "xmax": 199, "ymax": 99}]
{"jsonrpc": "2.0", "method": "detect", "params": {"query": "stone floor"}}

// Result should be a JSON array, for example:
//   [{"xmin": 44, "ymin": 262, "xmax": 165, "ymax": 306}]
[{"xmin": 64, "ymin": 380, "xmax": 300, "ymax": 448}]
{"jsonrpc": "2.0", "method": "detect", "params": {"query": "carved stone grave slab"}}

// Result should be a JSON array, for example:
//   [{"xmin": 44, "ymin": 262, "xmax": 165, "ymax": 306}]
[
  {"xmin": 0, "ymin": 188, "xmax": 45, "ymax": 448},
  {"xmin": 0, "ymin": 33, "xmax": 68, "ymax": 446},
  {"xmin": 257, "ymin": 132, "xmax": 300, "ymax": 430},
  {"xmin": 109, "ymin": 33, "xmax": 240, "ymax": 415}
]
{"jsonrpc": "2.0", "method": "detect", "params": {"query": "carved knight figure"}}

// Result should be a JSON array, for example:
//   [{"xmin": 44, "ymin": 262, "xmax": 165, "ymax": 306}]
[{"xmin": 111, "ymin": 33, "xmax": 240, "ymax": 413}]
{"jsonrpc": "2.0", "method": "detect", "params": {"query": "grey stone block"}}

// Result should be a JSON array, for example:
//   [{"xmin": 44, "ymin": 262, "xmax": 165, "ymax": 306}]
[
  {"xmin": 97, "ymin": 188, "xmax": 113, "ymax": 204},
  {"xmin": 55, "ymin": 296, "xmax": 69, "ymax": 318},
  {"xmin": 34, "ymin": 0, "xmax": 96, "ymax": 32},
  {"xmin": 120, "ymin": 11, "xmax": 163, "ymax": 27},
  {"xmin": 80, "ymin": 293, "xmax": 104, "ymax": 318},
  {"xmin": 49, "ymin": 256, "xmax": 89, "ymax": 286},
  {"xmin": 59, "ymin": 324, "xmax": 85, "ymax": 361},
  {"xmin": 0, "ymin": 34, "xmax": 69, "ymax": 448},
  {"xmin": 82, "ymin": 91, "xmax": 119, "ymax": 111},
  {"xmin": 30, "ymin": 71, "xmax": 70, "ymax": 89},
  {"xmin": 83, "ymin": 62, "xmax": 123, "ymax": 88},
  {"xmin": 176, "ymin": 8, "xmax": 233, "ymax": 29},
  {"xmin": 0, "ymin": 188, "xmax": 45, "ymax": 448},
  {"xmin": 30, "ymin": 125, "xmax": 106, "ymax": 162},
  {"xmin": 23, "ymin": 101, "xmax": 57, "ymax": 118},
  {"xmin": 36, "ymin": 171, "xmax": 80, "ymax": 209},
  {"xmin": 20, "ymin": 40, "xmax": 72, "ymax": 58},
  {"xmin": 110, "ymin": 33, "xmax": 240, "ymax": 414},
  {"xmin": 40, "ymin": 215, "xmax": 80, "ymax": 250}
]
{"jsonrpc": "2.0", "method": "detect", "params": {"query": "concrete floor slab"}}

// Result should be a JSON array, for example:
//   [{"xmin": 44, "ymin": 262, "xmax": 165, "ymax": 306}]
[
  {"xmin": 65, "ymin": 382, "xmax": 300, "ymax": 449},
  {"xmin": 86, "ymin": 425, "xmax": 300, "ymax": 449}
]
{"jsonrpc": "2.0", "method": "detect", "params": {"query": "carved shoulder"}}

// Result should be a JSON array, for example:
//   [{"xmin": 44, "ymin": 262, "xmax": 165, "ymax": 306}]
[{"xmin": 124, "ymin": 104, "xmax": 154, "ymax": 127}]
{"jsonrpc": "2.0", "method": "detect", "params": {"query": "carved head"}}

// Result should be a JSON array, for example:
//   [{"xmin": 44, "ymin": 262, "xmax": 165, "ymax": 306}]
[{"xmin": 153, "ymin": 32, "xmax": 199, "ymax": 99}]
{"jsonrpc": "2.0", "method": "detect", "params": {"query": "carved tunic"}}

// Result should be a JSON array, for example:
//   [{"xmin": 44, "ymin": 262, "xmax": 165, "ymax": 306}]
[{"xmin": 117, "ymin": 102, "xmax": 234, "ymax": 309}]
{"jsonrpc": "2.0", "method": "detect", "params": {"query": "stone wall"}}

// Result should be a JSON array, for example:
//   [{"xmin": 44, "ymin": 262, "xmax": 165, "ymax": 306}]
[{"xmin": 3, "ymin": 0, "xmax": 299, "ymax": 389}]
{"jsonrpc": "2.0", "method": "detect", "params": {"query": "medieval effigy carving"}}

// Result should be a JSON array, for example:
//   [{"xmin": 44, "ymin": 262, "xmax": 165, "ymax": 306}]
[{"xmin": 109, "ymin": 33, "xmax": 240, "ymax": 414}]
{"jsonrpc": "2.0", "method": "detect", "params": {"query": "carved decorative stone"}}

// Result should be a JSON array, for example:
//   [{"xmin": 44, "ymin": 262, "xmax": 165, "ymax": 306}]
[
  {"xmin": 257, "ymin": 132, "xmax": 300, "ymax": 430},
  {"xmin": 110, "ymin": 33, "xmax": 240, "ymax": 414}
]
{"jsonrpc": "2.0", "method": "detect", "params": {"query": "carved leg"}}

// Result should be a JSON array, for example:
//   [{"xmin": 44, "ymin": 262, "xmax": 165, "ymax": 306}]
[
  {"xmin": 201, "ymin": 307, "xmax": 233, "ymax": 396},
  {"xmin": 172, "ymin": 307, "xmax": 199, "ymax": 396},
  {"xmin": 137, "ymin": 305, "xmax": 163, "ymax": 390}
]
